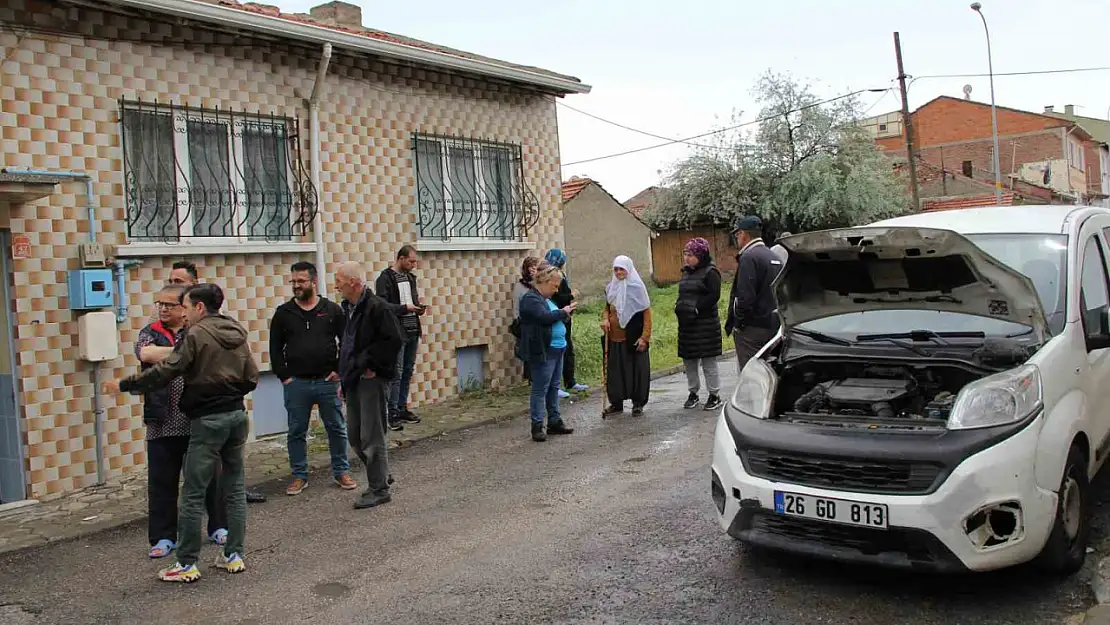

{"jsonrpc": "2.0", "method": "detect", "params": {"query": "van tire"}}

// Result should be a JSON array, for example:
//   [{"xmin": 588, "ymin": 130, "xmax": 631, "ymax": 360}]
[{"xmin": 1035, "ymin": 444, "xmax": 1091, "ymax": 576}]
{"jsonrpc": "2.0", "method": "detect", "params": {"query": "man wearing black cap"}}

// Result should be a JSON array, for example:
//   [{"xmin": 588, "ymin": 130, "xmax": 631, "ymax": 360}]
[{"xmin": 724, "ymin": 216, "xmax": 783, "ymax": 369}]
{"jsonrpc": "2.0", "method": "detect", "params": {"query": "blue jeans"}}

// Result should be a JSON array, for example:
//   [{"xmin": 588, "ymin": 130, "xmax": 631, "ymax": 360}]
[
  {"xmin": 529, "ymin": 346, "xmax": 565, "ymax": 425},
  {"xmin": 283, "ymin": 378, "xmax": 350, "ymax": 480},
  {"xmin": 389, "ymin": 335, "xmax": 420, "ymax": 417}
]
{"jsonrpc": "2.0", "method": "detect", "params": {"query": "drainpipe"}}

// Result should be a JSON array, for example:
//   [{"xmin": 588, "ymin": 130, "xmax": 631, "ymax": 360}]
[{"xmin": 309, "ymin": 43, "xmax": 332, "ymax": 296}]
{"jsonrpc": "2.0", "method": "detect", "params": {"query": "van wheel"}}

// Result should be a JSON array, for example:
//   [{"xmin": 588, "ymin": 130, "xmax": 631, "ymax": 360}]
[{"xmin": 1035, "ymin": 444, "xmax": 1091, "ymax": 576}]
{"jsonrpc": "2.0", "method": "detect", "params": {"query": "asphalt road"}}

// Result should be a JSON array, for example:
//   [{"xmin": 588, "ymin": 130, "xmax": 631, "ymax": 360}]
[{"xmin": 0, "ymin": 363, "xmax": 1101, "ymax": 625}]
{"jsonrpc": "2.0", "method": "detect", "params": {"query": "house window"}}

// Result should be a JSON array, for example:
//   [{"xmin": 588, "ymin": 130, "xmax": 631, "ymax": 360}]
[
  {"xmin": 120, "ymin": 100, "xmax": 316, "ymax": 242},
  {"xmin": 412, "ymin": 132, "xmax": 538, "ymax": 241},
  {"xmin": 878, "ymin": 123, "xmax": 888, "ymax": 132},
  {"xmin": 962, "ymin": 160, "xmax": 974, "ymax": 178}
]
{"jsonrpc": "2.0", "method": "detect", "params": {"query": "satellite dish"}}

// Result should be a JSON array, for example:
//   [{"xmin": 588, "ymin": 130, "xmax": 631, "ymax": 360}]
[{"xmin": 963, "ymin": 84, "xmax": 973, "ymax": 100}]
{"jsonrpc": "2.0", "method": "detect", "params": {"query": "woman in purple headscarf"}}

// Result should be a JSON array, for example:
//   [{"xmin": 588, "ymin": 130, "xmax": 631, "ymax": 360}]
[{"xmin": 674, "ymin": 237, "xmax": 724, "ymax": 411}]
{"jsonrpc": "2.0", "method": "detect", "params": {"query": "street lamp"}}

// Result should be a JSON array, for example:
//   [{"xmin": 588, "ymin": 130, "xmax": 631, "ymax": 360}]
[{"xmin": 971, "ymin": 2, "xmax": 1004, "ymax": 205}]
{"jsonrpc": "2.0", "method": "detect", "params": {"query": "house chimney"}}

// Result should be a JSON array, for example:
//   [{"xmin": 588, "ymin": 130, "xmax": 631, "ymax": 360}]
[
  {"xmin": 1044, "ymin": 105, "xmax": 1055, "ymax": 113},
  {"xmin": 309, "ymin": 1, "xmax": 362, "ymax": 28},
  {"xmin": 1065, "ymin": 104, "xmax": 1075, "ymax": 116}
]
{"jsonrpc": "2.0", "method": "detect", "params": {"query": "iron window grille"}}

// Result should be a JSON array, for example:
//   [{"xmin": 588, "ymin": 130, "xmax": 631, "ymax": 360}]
[
  {"xmin": 412, "ymin": 132, "xmax": 539, "ymax": 241},
  {"xmin": 120, "ymin": 99, "xmax": 317, "ymax": 242}
]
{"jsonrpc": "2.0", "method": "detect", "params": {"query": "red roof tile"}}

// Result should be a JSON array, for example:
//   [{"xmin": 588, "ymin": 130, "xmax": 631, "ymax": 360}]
[
  {"xmin": 186, "ymin": 0, "xmax": 583, "ymax": 87},
  {"xmin": 561, "ymin": 177, "xmax": 592, "ymax": 202}
]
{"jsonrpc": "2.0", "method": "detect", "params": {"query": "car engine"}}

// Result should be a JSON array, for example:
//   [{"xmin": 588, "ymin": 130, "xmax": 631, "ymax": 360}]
[{"xmin": 778, "ymin": 364, "xmax": 970, "ymax": 422}]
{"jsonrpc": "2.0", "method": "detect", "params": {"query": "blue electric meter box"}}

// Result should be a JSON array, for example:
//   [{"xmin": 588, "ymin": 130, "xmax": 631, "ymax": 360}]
[{"xmin": 67, "ymin": 268, "xmax": 114, "ymax": 310}]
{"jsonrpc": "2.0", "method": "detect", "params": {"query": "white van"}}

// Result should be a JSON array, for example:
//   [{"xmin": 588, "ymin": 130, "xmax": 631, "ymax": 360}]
[{"xmin": 711, "ymin": 204, "xmax": 1110, "ymax": 574}]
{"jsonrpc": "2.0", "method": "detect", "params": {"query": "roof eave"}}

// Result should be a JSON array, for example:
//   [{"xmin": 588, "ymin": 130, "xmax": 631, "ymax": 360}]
[{"xmin": 109, "ymin": 0, "xmax": 592, "ymax": 95}]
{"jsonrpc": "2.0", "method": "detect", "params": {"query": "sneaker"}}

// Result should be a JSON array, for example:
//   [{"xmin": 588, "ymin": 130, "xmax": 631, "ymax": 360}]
[
  {"xmin": 603, "ymin": 404, "xmax": 623, "ymax": 416},
  {"xmin": 683, "ymin": 392, "xmax": 700, "ymax": 409},
  {"xmin": 388, "ymin": 419, "xmax": 404, "ymax": 432},
  {"xmin": 334, "ymin": 473, "xmax": 358, "ymax": 490},
  {"xmin": 354, "ymin": 491, "xmax": 392, "ymax": 509},
  {"xmin": 286, "ymin": 478, "xmax": 308, "ymax": 496},
  {"xmin": 397, "ymin": 410, "xmax": 421, "ymax": 424},
  {"xmin": 158, "ymin": 561, "xmax": 201, "ymax": 583},
  {"xmin": 704, "ymin": 394, "xmax": 723, "ymax": 411},
  {"xmin": 215, "ymin": 551, "xmax": 246, "ymax": 574},
  {"xmin": 570, "ymin": 383, "xmax": 589, "ymax": 393},
  {"xmin": 531, "ymin": 421, "xmax": 547, "ymax": 442},
  {"xmin": 557, "ymin": 389, "xmax": 571, "ymax": 399},
  {"xmin": 631, "ymin": 405, "xmax": 644, "ymax": 416}
]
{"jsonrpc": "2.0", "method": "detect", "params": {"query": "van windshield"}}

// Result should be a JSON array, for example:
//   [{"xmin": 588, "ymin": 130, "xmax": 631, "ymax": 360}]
[{"xmin": 795, "ymin": 233, "xmax": 1068, "ymax": 338}]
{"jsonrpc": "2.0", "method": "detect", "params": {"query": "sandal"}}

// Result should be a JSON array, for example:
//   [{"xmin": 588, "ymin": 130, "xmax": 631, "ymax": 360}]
[
  {"xmin": 149, "ymin": 539, "xmax": 176, "ymax": 559},
  {"xmin": 209, "ymin": 528, "xmax": 228, "ymax": 546}
]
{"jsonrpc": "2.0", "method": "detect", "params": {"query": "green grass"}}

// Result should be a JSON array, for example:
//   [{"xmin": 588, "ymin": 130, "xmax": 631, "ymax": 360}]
[{"xmin": 570, "ymin": 284, "xmax": 731, "ymax": 386}]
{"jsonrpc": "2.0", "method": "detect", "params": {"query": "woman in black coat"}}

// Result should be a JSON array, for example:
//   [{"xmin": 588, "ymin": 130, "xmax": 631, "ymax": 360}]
[{"xmin": 674, "ymin": 237, "xmax": 723, "ymax": 411}]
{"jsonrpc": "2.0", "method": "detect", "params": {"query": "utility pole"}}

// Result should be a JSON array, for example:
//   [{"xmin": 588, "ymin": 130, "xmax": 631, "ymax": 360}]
[{"xmin": 894, "ymin": 32, "xmax": 921, "ymax": 211}]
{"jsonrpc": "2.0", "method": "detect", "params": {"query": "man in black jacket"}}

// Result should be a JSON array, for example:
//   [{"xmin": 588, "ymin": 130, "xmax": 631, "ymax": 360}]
[
  {"xmin": 724, "ymin": 216, "xmax": 784, "ymax": 370},
  {"xmin": 335, "ymin": 262, "xmax": 404, "ymax": 510},
  {"xmin": 270, "ymin": 261, "xmax": 356, "ymax": 497},
  {"xmin": 375, "ymin": 245, "xmax": 426, "ymax": 430}
]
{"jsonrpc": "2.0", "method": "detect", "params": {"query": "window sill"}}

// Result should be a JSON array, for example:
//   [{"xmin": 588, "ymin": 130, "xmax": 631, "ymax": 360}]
[
  {"xmin": 416, "ymin": 240, "xmax": 534, "ymax": 252},
  {"xmin": 114, "ymin": 241, "xmax": 317, "ymax": 258}
]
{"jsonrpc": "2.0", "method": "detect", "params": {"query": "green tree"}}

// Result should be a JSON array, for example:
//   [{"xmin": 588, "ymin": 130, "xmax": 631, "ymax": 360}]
[{"xmin": 643, "ymin": 71, "xmax": 909, "ymax": 234}]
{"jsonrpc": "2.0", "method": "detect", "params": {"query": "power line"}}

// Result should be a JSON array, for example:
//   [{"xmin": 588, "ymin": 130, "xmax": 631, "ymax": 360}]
[
  {"xmin": 555, "ymin": 100, "xmax": 725, "ymax": 150},
  {"xmin": 563, "ymin": 88, "xmax": 887, "ymax": 167},
  {"xmin": 912, "ymin": 65, "xmax": 1110, "ymax": 80}
]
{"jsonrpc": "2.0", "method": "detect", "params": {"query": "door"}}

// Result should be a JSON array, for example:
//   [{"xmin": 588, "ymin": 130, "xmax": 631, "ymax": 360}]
[
  {"xmin": 0, "ymin": 230, "xmax": 24, "ymax": 503},
  {"xmin": 1077, "ymin": 222, "xmax": 1110, "ymax": 458}
]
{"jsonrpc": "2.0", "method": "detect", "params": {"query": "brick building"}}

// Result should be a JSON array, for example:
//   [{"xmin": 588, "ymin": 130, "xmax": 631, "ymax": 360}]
[
  {"xmin": 0, "ymin": 0, "xmax": 589, "ymax": 501},
  {"xmin": 872, "ymin": 96, "xmax": 1098, "ymax": 203}
]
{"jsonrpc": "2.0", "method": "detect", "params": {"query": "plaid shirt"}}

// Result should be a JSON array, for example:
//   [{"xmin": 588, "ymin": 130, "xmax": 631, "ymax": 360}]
[{"xmin": 135, "ymin": 324, "xmax": 190, "ymax": 440}]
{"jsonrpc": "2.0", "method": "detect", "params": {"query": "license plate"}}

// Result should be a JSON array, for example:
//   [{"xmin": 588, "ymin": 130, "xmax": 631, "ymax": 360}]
[{"xmin": 773, "ymin": 491, "xmax": 889, "ymax": 530}]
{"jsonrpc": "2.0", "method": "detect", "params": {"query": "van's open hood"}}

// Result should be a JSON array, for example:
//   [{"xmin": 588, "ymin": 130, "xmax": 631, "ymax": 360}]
[{"xmin": 775, "ymin": 226, "xmax": 1048, "ymax": 338}]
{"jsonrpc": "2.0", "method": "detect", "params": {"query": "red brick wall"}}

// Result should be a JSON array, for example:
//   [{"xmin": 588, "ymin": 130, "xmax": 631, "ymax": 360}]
[
  {"xmin": 876, "ymin": 96, "xmax": 1070, "ymax": 151},
  {"xmin": 1085, "ymin": 142, "xmax": 1105, "ymax": 197},
  {"xmin": 919, "ymin": 132, "xmax": 1064, "ymax": 180}
]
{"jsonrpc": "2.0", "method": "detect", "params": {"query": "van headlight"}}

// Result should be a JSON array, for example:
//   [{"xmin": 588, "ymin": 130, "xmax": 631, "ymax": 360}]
[
  {"xmin": 729, "ymin": 359, "xmax": 776, "ymax": 420},
  {"xmin": 946, "ymin": 364, "xmax": 1042, "ymax": 430}
]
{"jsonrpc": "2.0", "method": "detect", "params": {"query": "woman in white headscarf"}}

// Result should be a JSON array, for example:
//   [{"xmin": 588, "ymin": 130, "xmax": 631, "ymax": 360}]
[{"xmin": 601, "ymin": 255, "xmax": 653, "ymax": 416}]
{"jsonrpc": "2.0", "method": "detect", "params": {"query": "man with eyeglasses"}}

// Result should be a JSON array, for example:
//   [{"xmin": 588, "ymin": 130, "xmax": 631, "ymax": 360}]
[
  {"xmin": 270, "ymin": 261, "xmax": 356, "ymax": 496},
  {"xmin": 163, "ymin": 260, "xmax": 268, "ymax": 504}
]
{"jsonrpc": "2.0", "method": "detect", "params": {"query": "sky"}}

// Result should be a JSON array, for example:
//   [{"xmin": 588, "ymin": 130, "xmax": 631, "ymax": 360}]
[{"xmin": 279, "ymin": 0, "xmax": 1110, "ymax": 203}]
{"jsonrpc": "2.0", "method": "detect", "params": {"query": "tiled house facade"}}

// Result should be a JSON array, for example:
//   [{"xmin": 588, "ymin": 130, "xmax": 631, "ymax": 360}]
[{"xmin": 0, "ymin": 0, "xmax": 588, "ymax": 500}]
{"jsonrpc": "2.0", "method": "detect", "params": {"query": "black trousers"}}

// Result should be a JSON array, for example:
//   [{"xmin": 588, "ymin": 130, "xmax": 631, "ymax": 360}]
[
  {"xmin": 147, "ymin": 434, "xmax": 226, "ymax": 545},
  {"xmin": 562, "ymin": 318, "xmax": 578, "ymax": 389}
]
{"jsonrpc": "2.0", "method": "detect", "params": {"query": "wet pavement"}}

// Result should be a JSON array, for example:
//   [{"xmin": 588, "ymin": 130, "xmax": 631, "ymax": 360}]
[{"xmin": 0, "ymin": 362, "xmax": 1101, "ymax": 624}]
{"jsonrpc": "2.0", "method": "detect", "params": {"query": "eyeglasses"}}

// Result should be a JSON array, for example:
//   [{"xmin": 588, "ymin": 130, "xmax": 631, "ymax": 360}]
[{"xmin": 155, "ymin": 301, "xmax": 181, "ymax": 309}]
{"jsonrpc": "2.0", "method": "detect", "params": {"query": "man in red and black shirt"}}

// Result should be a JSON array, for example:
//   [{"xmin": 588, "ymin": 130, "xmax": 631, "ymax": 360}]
[{"xmin": 137, "ymin": 285, "xmax": 227, "ymax": 559}]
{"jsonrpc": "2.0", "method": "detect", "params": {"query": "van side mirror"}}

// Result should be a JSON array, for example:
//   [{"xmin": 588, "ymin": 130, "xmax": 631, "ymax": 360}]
[{"xmin": 1086, "ymin": 309, "xmax": 1110, "ymax": 352}]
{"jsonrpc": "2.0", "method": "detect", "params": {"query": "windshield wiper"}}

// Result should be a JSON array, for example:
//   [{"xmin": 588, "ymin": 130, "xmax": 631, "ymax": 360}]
[
  {"xmin": 851, "ymin": 336, "xmax": 930, "ymax": 356},
  {"xmin": 790, "ymin": 328, "xmax": 853, "ymax": 346},
  {"xmin": 856, "ymin": 329, "xmax": 987, "ymax": 346}
]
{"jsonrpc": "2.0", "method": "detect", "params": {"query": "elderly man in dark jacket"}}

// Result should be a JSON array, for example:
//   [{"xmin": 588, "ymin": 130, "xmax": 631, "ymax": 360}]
[
  {"xmin": 724, "ymin": 216, "xmax": 784, "ymax": 370},
  {"xmin": 335, "ymin": 262, "xmax": 404, "ymax": 510}
]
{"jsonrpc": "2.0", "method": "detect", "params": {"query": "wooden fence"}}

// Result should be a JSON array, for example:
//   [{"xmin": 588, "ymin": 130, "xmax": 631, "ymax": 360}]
[{"xmin": 650, "ymin": 225, "xmax": 737, "ymax": 284}]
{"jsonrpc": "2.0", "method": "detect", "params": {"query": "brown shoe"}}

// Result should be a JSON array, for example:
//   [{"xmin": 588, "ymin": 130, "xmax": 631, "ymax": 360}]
[
  {"xmin": 334, "ymin": 473, "xmax": 358, "ymax": 490},
  {"xmin": 286, "ymin": 478, "xmax": 308, "ymax": 496}
]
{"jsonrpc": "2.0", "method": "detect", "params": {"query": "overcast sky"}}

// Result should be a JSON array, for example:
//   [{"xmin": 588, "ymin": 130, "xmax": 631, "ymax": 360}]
[{"xmin": 280, "ymin": 0, "xmax": 1110, "ymax": 202}]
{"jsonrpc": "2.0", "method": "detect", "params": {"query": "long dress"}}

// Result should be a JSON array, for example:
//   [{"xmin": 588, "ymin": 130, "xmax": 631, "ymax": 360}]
[{"xmin": 603, "ymin": 304, "xmax": 652, "ymax": 409}]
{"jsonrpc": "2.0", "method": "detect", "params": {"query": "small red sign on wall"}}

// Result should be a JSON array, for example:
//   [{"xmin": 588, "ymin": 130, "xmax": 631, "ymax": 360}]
[{"xmin": 11, "ymin": 235, "xmax": 30, "ymax": 260}]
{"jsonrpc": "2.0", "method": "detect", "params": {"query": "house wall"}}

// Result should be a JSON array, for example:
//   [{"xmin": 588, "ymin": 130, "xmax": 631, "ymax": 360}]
[
  {"xmin": 0, "ymin": 1, "xmax": 562, "ymax": 499},
  {"xmin": 562, "ymin": 184, "xmax": 652, "ymax": 299},
  {"xmin": 874, "ymin": 97, "xmax": 1068, "ymax": 151}
]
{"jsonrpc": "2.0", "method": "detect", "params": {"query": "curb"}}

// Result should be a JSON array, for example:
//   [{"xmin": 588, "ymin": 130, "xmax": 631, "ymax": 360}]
[{"xmin": 1, "ymin": 364, "xmax": 700, "ymax": 558}]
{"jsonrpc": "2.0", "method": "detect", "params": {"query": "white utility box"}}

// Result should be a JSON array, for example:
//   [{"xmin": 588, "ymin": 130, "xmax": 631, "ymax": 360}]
[{"xmin": 78, "ymin": 311, "xmax": 119, "ymax": 362}]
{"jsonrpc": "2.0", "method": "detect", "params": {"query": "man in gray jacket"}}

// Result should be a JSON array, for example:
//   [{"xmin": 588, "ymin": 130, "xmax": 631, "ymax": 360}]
[{"xmin": 724, "ymin": 216, "xmax": 784, "ymax": 369}]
